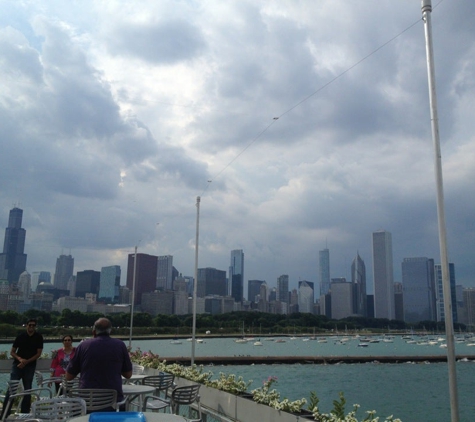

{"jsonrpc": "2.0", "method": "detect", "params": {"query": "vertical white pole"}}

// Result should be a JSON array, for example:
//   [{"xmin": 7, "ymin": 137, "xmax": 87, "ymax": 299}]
[
  {"xmin": 421, "ymin": 1, "xmax": 459, "ymax": 420},
  {"xmin": 128, "ymin": 245, "xmax": 137, "ymax": 350},
  {"xmin": 191, "ymin": 196, "xmax": 200, "ymax": 366}
]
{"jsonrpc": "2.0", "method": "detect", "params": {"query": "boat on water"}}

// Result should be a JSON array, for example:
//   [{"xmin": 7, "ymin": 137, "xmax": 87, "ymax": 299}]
[
  {"xmin": 254, "ymin": 341, "xmax": 263, "ymax": 346},
  {"xmin": 235, "ymin": 338, "xmax": 248, "ymax": 343}
]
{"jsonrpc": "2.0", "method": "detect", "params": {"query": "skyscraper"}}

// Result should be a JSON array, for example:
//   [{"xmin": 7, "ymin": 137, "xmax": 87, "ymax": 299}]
[
  {"xmin": 402, "ymin": 257, "xmax": 435, "ymax": 322},
  {"xmin": 126, "ymin": 253, "xmax": 158, "ymax": 305},
  {"xmin": 319, "ymin": 248, "xmax": 330, "ymax": 296},
  {"xmin": 351, "ymin": 252, "xmax": 367, "ymax": 317},
  {"xmin": 53, "ymin": 254, "xmax": 74, "ymax": 290},
  {"xmin": 298, "ymin": 280, "xmax": 314, "ymax": 313},
  {"xmin": 435, "ymin": 263, "xmax": 457, "ymax": 323},
  {"xmin": 99, "ymin": 265, "xmax": 121, "ymax": 302},
  {"xmin": 0, "ymin": 207, "xmax": 27, "ymax": 284},
  {"xmin": 372, "ymin": 230, "xmax": 395, "ymax": 320},
  {"xmin": 277, "ymin": 274, "xmax": 289, "ymax": 304},
  {"xmin": 229, "ymin": 249, "xmax": 244, "ymax": 303},
  {"xmin": 197, "ymin": 267, "xmax": 227, "ymax": 297},
  {"xmin": 157, "ymin": 255, "xmax": 173, "ymax": 290},
  {"xmin": 248, "ymin": 279, "xmax": 264, "ymax": 303},
  {"xmin": 75, "ymin": 270, "xmax": 100, "ymax": 298}
]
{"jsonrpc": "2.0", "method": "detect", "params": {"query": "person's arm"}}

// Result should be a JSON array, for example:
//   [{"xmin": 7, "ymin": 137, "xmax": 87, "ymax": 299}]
[
  {"xmin": 65, "ymin": 371, "xmax": 76, "ymax": 381},
  {"xmin": 14, "ymin": 347, "xmax": 42, "ymax": 368},
  {"xmin": 122, "ymin": 370, "xmax": 132, "ymax": 379}
]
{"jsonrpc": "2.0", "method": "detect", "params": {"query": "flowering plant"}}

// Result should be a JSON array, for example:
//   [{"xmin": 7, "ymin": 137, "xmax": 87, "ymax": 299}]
[
  {"xmin": 0, "ymin": 351, "xmax": 8, "ymax": 360},
  {"xmin": 129, "ymin": 349, "xmax": 402, "ymax": 421},
  {"xmin": 206, "ymin": 372, "xmax": 252, "ymax": 394},
  {"xmin": 251, "ymin": 376, "xmax": 307, "ymax": 413}
]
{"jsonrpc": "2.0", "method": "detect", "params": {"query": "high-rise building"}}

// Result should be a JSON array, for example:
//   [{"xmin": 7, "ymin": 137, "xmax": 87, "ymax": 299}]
[
  {"xmin": 463, "ymin": 288, "xmax": 475, "ymax": 328},
  {"xmin": 330, "ymin": 278, "xmax": 353, "ymax": 319},
  {"xmin": 402, "ymin": 257, "xmax": 436, "ymax": 323},
  {"xmin": 372, "ymin": 230, "xmax": 395, "ymax": 320},
  {"xmin": 229, "ymin": 249, "xmax": 244, "ymax": 302},
  {"xmin": 99, "ymin": 265, "xmax": 121, "ymax": 302},
  {"xmin": 53, "ymin": 254, "xmax": 74, "ymax": 290},
  {"xmin": 277, "ymin": 274, "xmax": 289, "ymax": 304},
  {"xmin": 197, "ymin": 267, "xmax": 227, "ymax": 297},
  {"xmin": 435, "ymin": 263, "xmax": 457, "ymax": 323},
  {"xmin": 0, "ymin": 207, "xmax": 27, "ymax": 284},
  {"xmin": 298, "ymin": 281, "xmax": 314, "ymax": 313},
  {"xmin": 31, "ymin": 271, "xmax": 51, "ymax": 292},
  {"xmin": 248, "ymin": 280, "xmax": 264, "ymax": 303},
  {"xmin": 394, "ymin": 282, "xmax": 404, "ymax": 321},
  {"xmin": 319, "ymin": 248, "xmax": 330, "ymax": 296},
  {"xmin": 17, "ymin": 271, "xmax": 31, "ymax": 300},
  {"xmin": 351, "ymin": 252, "xmax": 367, "ymax": 317},
  {"xmin": 157, "ymin": 255, "xmax": 173, "ymax": 290},
  {"xmin": 75, "ymin": 270, "xmax": 101, "ymax": 298},
  {"xmin": 126, "ymin": 253, "xmax": 158, "ymax": 305}
]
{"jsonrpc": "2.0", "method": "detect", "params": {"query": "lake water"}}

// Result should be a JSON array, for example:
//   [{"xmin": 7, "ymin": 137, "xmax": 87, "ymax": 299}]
[{"xmin": 3, "ymin": 335, "xmax": 475, "ymax": 421}]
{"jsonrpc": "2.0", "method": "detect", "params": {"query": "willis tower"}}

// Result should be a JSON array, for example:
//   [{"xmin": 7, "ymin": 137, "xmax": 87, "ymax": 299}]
[{"xmin": 0, "ymin": 207, "xmax": 27, "ymax": 284}]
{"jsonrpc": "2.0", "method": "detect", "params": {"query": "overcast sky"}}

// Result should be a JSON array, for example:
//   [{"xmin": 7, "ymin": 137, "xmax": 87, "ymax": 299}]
[{"xmin": 1, "ymin": 0, "xmax": 474, "ymax": 295}]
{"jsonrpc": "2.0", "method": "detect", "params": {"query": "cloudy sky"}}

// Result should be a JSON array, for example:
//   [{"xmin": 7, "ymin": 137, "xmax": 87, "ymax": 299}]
[{"xmin": 1, "ymin": 0, "xmax": 474, "ymax": 295}]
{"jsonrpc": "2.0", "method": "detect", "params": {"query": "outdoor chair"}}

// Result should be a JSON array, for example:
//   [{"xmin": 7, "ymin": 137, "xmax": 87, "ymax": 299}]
[
  {"xmin": 31, "ymin": 397, "xmax": 86, "ymax": 422},
  {"xmin": 2, "ymin": 380, "xmax": 53, "ymax": 422},
  {"xmin": 170, "ymin": 384, "xmax": 201, "ymax": 422},
  {"xmin": 34, "ymin": 372, "xmax": 63, "ymax": 393},
  {"xmin": 135, "ymin": 373, "xmax": 175, "ymax": 412},
  {"xmin": 67, "ymin": 388, "xmax": 118, "ymax": 413},
  {"xmin": 56, "ymin": 378, "xmax": 80, "ymax": 397}
]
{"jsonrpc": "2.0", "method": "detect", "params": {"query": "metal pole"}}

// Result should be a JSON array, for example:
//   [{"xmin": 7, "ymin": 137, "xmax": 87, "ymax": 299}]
[
  {"xmin": 421, "ymin": 1, "xmax": 459, "ymax": 420},
  {"xmin": 128, "ymin": 245, "xmax": 138, "ymax": 350},
  {"xmin": 191, "ymin": 196, "xmax": 201, "ymax": 366}
]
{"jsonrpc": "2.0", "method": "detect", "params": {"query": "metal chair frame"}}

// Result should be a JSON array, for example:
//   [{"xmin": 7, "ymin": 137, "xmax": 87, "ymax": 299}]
[
  {"xmin": 170, "ymin": 384, "xmax": 202, "ymax": 422},
  {"xmin": 30, "ymin": 397, "xmax": 86, "ymax": 422},
  {"xmin": 2, "ymin": 381, "xmax": 53, "ymax": 422},
  {"xmin": 136, "ymin": 373, "xmax": 175, "ymax": 413},
  {"xmin": 67, "ymin": 388, "xmax": 118, "ymax": 413}
]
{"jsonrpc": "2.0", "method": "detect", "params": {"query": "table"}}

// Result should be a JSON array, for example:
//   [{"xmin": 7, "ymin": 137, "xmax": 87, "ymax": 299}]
[
  {"xmin": 69, "ymin": 412, "xmax": 186, "ymax": 422},
  {"xmin": 123, "ymin": 374, "xmax": 148, "ymax": 384},
  {"xmin": 122, "ymin": 384, "xmax": 155, "ymax": 411}
]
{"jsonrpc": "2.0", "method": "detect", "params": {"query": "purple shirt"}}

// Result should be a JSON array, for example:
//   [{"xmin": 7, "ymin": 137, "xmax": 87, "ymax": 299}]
[{"xmin": 66, "ymin": 334, "xmax": 132, "ymax": 401}]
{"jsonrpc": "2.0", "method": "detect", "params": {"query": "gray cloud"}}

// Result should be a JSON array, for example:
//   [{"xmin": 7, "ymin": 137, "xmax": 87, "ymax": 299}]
[{"xmin": 0, "ymin": 0, "xmax": 473, "ymax": 292}]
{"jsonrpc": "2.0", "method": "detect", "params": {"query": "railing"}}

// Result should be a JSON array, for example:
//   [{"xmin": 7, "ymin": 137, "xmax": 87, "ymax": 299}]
[{"xmin": 0, "ymin": 361, "xmax": 312, "ymax": 421}]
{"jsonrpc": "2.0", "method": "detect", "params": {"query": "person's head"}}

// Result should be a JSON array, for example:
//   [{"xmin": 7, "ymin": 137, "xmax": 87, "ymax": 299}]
[
  {"xmin": 26, "ymin": 318, "xmax": 37, "ymax": 335},
  {"xmin": 62, "ymin": 334, "xmax": 74, "ymax": 347},
  {"xmin": 93, "ymin": 318, "xmax": 112, "ymax": 337}
]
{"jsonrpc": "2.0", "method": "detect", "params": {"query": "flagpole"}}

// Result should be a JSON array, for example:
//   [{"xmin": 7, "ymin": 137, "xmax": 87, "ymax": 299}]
[
  {"xmin": 421, "ymin": 1, "xmax": 459, "ymax": 420},
  {"xmin": 191, "ymin": 196, "xmax": 200, "ymax": 366}
]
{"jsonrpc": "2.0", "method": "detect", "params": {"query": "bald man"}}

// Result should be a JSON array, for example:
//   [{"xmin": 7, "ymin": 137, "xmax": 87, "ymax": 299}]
[{"xmin": 66, "ymin": 318, "xmax": 132, "ymax": 407}]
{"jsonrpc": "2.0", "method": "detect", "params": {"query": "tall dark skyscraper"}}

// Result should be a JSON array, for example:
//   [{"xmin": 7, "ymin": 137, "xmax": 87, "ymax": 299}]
[
  {"xmin": 319, "ymin": 248, "xmax": 330, "ymax": 296},
  {"xmin": 230, "ymin": 249, "xmax": 244, "ymax": 303},
  {"xmin": 53, "ymin": 254, "xmax": 74, "ymax": 290},
  {"xmin": 351, "ymin": 252, "xmax": 367, "ymax": 317},
  {"xmin": 372, "ymin": 230, "xmax": 395, "ymax": 319},
  {"xmin": 126, "ymin": 253, "xmax": 158, "ymax": 305},
  {"xmin": 0, "ymin": 207, "xmax": 27, "ymax": 284}
]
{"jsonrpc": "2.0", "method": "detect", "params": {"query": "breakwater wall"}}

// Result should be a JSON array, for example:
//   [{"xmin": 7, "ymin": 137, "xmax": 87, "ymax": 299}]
[{"xmin": 160, "ymin": 354, "xmax": 475, "ymax": 365}]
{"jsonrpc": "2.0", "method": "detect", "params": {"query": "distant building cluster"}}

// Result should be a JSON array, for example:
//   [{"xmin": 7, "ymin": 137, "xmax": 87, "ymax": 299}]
[{"xmin": 0, "ymin": 207, "xmax": 474, "ymax": 327}]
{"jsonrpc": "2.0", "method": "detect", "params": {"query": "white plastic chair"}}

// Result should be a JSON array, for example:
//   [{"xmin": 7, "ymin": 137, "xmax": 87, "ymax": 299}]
[{"xmin": 31, "ymin": 397, "xmax": 86, "ymax": 422}]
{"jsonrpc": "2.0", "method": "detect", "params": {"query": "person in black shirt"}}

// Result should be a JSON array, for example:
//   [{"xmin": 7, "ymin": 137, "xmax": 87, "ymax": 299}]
[{"xmin": 0, "ymin": 318, "xmax": 44, "ymax": 418}]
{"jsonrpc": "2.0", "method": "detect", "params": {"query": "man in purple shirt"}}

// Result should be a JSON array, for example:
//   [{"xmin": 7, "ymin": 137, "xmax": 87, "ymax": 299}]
[{"xmin": 66, "ymin": 317, "xmax": 132, "ymax": 408}]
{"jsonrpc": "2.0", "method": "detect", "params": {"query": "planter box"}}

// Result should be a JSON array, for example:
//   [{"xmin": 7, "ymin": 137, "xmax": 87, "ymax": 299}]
[
  {"xmin": 171, "ymin": 376, "xmax": 312, "ymax": 422},
  {"xmin": 0, "ymin": 359, "xmax": 52, "ymax": 372}
]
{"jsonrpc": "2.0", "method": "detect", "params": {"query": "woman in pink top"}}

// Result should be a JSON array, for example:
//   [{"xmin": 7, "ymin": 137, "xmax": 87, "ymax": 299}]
[{"xmin": 50, "ymin": 334, "xmax": 75, "ymax": 393}]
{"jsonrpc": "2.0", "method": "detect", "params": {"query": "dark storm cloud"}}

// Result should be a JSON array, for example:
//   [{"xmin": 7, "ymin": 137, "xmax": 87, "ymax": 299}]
[{"xmin": 107, "ymin": 19, "xmax": 206, "ymax": 64}]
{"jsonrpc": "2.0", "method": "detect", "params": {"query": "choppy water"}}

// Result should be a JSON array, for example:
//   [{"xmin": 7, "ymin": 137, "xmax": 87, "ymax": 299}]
[{"xmin": 3, "ymin": 335, "xmax": 475, "ymax": 421}]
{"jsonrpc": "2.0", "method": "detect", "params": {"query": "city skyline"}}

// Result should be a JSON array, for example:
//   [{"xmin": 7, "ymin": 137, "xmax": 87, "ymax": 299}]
[
  {"xmin": 0, "ymin": 207, "xmax": 472, "ymax": 298},
  {"xmin": 1, "ymin": 1, "xmax": 474, "ymax": 291}
]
